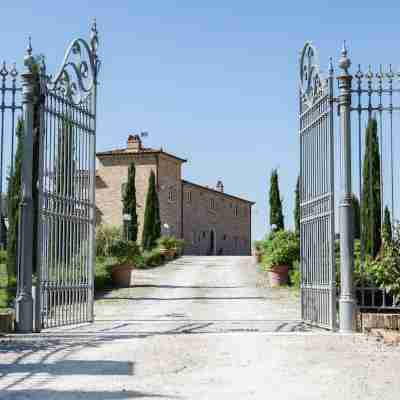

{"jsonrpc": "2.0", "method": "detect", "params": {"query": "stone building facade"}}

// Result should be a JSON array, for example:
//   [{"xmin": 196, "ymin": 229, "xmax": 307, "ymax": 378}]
[{"xmin": 96, "ymin": 135, "xmax": 254, "ymax": 255}]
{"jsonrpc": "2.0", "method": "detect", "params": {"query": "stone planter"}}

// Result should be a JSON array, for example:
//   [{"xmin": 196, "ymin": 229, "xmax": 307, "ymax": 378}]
[
  {"xmin": 0, "ymin": 310, "xmax": 14, "ymax": 333},
  {"xmin": 268, "ymin": 265, "xmax": 289, "ymax": 287},
  {"xmin": 111, "ymin": 264, "xmax": 135, "ymax": 287},
  {"xmin": 357, "ymin": 312, "xmax": 400, "ymax": 332}
]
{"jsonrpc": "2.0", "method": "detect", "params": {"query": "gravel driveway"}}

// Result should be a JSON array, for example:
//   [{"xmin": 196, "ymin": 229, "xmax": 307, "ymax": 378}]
[{"xmin": 1, "ymin": 256, "xmax": 399, "ymax": 399}]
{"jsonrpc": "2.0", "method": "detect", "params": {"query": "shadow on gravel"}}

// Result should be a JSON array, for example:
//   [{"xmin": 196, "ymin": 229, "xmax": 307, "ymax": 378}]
[
  {"xmin": 1, "ymin": 390, "xmax": 179, "ymax": 399},
  {"xmin": 0, "ymin": 360, "xmax": 135, "ymax": 375},
  {"xmin": 98, "ymin": 296, "xmax": 266, "ymax": 301},
  {"xmin": 115, "ymin": 284, "xmax": 245, "ymax": 289},
  {"xmin": 0, "ymin": 334, "xmax": 140, "ymax": 391}
]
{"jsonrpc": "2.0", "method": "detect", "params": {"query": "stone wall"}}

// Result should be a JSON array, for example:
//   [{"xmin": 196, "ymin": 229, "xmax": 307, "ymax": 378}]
[
  {"xmin": 182, "ymin": 181, "xmax": 252, "ymax": 256},
  {"xmin": 96, "ymin": 153, "xmax": 157, "ymax": 242},
  {"xmin": 157, "ymin": 154, "xmax": 182, "ymax": 238}
]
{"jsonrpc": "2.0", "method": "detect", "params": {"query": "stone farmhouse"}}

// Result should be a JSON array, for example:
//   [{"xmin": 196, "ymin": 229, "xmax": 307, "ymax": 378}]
[{"xmin": 96, "ymin": 134, "xmax": 254, "ymax": 255}]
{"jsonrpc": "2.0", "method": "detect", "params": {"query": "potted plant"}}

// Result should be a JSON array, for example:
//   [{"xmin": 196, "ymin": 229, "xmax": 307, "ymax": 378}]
[
  {"xmin": 157, "ymin": 236, "xmax": 176, "ymax": 260},
  {"xmin": 263, "ymin": 230, "xmax": 299, "ymax": 287},
  {"xmin": 110, "ymin": 240, "xmax": 140, "ymax": 287}
]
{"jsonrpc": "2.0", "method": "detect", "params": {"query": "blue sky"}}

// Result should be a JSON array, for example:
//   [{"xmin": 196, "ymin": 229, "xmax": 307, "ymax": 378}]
[{"xmin": 2, "ymin": 2, "xmax": 400, "ymax": 239}]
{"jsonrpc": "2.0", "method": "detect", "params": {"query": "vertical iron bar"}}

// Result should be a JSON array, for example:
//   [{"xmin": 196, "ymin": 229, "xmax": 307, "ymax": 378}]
[
  {"xmin": 378, "ymin": 65, "xmax": 384, "ymax": 225},
  {"xmin": 337, "ymin": 42, "xmax": 355, "ymax": 333},
  {"xmin": 15, "ymin": 44, "xmax": 35, "ymax": 333}
]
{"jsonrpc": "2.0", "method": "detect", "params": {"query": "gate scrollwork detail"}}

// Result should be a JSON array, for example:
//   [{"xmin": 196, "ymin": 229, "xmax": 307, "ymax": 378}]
[
  {"xmin": 300, "ymin": 42, "xmax": 325, "ymax": 107},
  {"xmin": 44, "ymin": 20, "xmax": 100, "ymax": 105}
]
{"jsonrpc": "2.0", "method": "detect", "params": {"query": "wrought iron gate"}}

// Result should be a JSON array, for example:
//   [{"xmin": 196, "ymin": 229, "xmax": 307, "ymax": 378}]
[
  {"xmin": 299, "ymin": 43, "xmax": 336, "ymax": 329},
  {"xmin": 34, "ymin": 24, "xmax": 100, "ymax": 330}
]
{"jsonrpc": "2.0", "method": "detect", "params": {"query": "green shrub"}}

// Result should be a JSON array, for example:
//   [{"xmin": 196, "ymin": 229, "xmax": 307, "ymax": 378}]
[
  {"xmin": 289, "ymin": 260, "xmax": 301, "ymax": 288},
  {"xmin": 143, "ymin": 248, "xmax": 164, "ymax": 267},
  {"xmin": 366, "ymin": 224, "xmax": 400, "ymax": 300},
  {"xmin": 132, "ymin": 253, "xmax": 146, "ymax": 269},
  {"xmin": 94, "ymin": 256, "xmax": 115, "ymax": 291},
  {"xmin": 109, "ymin": 240, "xmax": 140, "ymax": 264},
  {"xmin": 157, "ymin": 236, "xmax": 185, "ymax": 253},
  {"xmin": 262, "ymin": 230, "xmax": 299, "ymax": 269},
  {"xmin": 0, "ymin": 250, "xmax": 7, "ymax": 265},
  {"xmin": 254, "ymin": 240, "xmax": 263, "ymax": 252},
  {"xmin": 96, "ymin": 225, "xmax": 122, "ymax": 257}
]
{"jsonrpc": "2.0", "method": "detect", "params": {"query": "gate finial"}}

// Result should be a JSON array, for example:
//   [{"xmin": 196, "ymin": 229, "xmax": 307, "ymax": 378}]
[
  {"xmin": 338, "ymin": 40, "xmax": 351, "ymax": 75},
  {"xmin": 90, "ymin": 18, "xmax": 99, "ymax": 54},
  {"xmin": 24, "ymin": 36, "xmax": 34, "ymax": 71},
  {"xmin": 328, "ymin": 57, "xmax": 334, "ymax": 76}
]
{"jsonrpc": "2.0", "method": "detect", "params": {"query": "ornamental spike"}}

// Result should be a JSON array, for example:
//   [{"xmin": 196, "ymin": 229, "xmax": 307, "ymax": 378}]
[
  {"xmin": 328, "ymin": 57, "xmax": 334, "ymax": 76},
  {"xmin": 27, "ymin": 36, "xmax": 32, "ymax": 56},
  {"xmin": 341, "ymin": 40, "xmax": 347, "ymax": 57},
  {"xmin": 24, "ymin": 36, "xmax": 34, "ymax": 71},
  {"xmin": 338, "ymin": 40, "xmax": 351, "ymax": 74}
]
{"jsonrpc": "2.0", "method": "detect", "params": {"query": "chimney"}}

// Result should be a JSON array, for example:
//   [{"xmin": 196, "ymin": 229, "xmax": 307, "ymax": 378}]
[
  {"xmin": 216, "ymin": 180, "xmax": 224, "ymax": 193},
  {"xmin": 127, "ymin": 134, "xmax": 142, "ymax": 152}
]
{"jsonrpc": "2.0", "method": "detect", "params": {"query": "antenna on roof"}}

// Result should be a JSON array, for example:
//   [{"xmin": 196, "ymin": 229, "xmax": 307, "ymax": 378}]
[{"xmin": 140, "ymin": 131, "xmax": 149, "ymax": 138}]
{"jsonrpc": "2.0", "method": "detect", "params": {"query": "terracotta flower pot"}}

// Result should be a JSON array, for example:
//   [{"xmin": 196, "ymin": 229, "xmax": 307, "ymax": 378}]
[
  {"xmin": 111, "ymin": 264, "xmax": 135, "ymax": 287},
  {"xmin": 268, "ymin": 265, "xmax": 289, "ymax": 287}
]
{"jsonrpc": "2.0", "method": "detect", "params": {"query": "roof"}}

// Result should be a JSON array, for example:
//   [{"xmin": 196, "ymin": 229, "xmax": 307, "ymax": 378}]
[
  {"xmin": 96, "ymin": 147, "xmax": 187, "ymax": 163},
  {"xmin": 182, "ymin": 179, "xmax": 255, "ymax": 205}
]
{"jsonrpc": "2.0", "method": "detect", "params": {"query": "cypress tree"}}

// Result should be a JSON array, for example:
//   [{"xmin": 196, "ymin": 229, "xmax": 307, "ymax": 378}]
[
  {"xmin": 382, "ymin": 206, "xmax": 392, "ymax": 243},
  {"xmin": 142, "ymin": 171, "xmax": 161, "ymax": 250},
  {"xmin": 269, "ymin": 169, "xmax": 284, "ymax": 232},
  {"xmin": 7, "ymin": 119, "xmax": 23, "ymax": 279},
  {"xmin": 351, "ymin": 194, "xmax": 361, "ymax": 240},
  {"xmin": 123, "ymin": 163, "xmax": 138, "ymax": 242},
  {"xmin": 361, "ymin": 118, "xmax": 381, "ymax": 258},
  {"xmin": 294, "ymin": 175, "xmax": 300, "ymax": 236}
]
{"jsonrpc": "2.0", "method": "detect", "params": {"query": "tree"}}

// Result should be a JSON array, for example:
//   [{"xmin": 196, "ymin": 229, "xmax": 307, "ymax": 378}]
[
  {"xmin": 351, "ymin": 194, "xmax": 361, "ymax": 240},
  {"xmin": 142, "ymin": 171, "xmax": 161, "ymax": 250},
  {"xmin": 269, "ymin": 169, "xmax": 284, "ymax": 232},
  {"xmin": 382, "ymin": 206, "xmax": 392, "ymax": 243},
  {"xmin": 123, "ymin": 163, "xmax": 138, "ymax": 242},
  {"xmin": 7, "ymin": 119, "xmax": 23, "ymax": 279},
  {"xmin": 361, "ymin": 118, "xmax": 381, "ymax": 258},
  {"xmin": 294, "ymin": 175, "xmax": 300, "ymax": 236}
]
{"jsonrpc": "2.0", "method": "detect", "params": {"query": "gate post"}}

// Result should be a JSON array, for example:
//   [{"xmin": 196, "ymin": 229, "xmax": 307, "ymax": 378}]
[
  {"xmin": 337, "ymin": 42, "xmax": 355, "ymax": 333},
  {"xmin": 15, "ymin": 40, "xmax": 35, "ymax": 333}
]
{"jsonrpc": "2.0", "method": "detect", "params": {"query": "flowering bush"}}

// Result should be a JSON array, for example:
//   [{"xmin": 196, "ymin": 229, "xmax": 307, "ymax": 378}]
[{"xmin": 262, "ymin": 230, "xmax": 299, "ymax": 269}]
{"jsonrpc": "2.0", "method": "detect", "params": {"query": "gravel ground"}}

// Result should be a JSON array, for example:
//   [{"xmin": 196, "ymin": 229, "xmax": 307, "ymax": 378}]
[{"xmin": 1, "ymin": 256, "xmax": 399, "ymax": 399}]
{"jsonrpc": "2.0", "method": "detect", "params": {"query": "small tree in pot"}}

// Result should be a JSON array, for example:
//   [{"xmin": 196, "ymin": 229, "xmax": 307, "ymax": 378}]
[
  {"xmin": 110, "ymin": 240, "xmax": 141, "ymax": 287},
  {"xmin": 263, "ymin": 230, "xmax": 299, "ymax": 287}
]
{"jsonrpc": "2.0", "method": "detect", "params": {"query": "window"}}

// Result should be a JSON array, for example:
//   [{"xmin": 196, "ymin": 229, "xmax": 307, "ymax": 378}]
[
  {"xmin": 187, "ymin": 191, "xmax": 192, "ymax": 203},
  {"xmin": 223, "ymin": 234, "xmax": 227, "ymax": 241},
  {"xmin": 168, "ymin": 189, "xmax": 176, "ymax": 202},
  {"xmin": 209, "ymin": 198, "xmax": 215, "ymax": 210},
  {"xmin": 234, "ymin": 236, "xmax": 238, "ymax": 249},
  {"xmin": 191, "ymin": 231, "xmax": 196, "ymax": 245},
  {"xmin": 234, "ymin": 205, "xmax": 239, "ymax": 217},
  {"xmin": 202, "ymin": 231, "xmax": 206, "ymax": 239}
]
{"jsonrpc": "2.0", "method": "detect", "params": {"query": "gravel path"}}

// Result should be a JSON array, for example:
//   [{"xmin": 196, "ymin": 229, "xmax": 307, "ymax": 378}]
[{"xmin": 1, "ymin": 256, "xmax": 399, "ymax": 399}]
